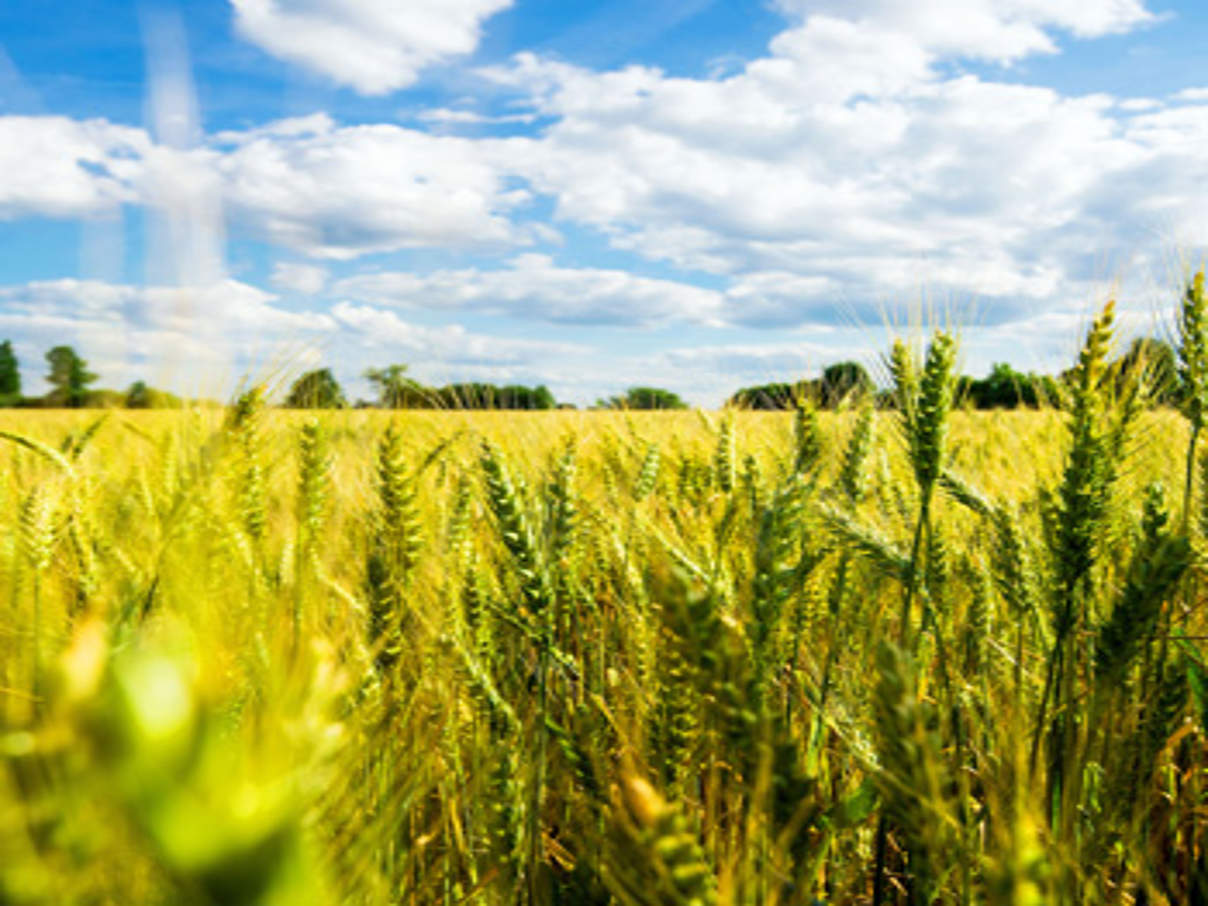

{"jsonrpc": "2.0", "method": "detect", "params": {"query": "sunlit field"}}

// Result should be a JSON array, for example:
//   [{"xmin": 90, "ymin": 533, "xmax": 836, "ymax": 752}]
[
  {"xmin": 3, "ymin": 297, "xmax": 1208, "ymax": 905},
  {"xmin": 9, "ymin": 0, "xmax": 1208, "ymax": 902}
]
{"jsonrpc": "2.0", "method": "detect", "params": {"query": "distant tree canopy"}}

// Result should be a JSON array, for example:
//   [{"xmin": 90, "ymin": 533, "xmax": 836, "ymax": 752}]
[
  {"xmin": 728, "ymin": 361, "xmax": 873, "ymax": 410},
  {"xmin": 125, "ymin": 380, "xmax": 183, "ymax": 409},
  {"xmin": 820, "ymin": 361, "xmax": 874, "ymax": 406},
  {"xmin": 597, "ymin": 386, "xmax": 688, "ymax": 410},
  {"xmin": 428, "ymin": 383, "xmax": 555, "ymax": 410},
  {"xmin": 361, "ymin": 364, "xmax": 559, "ymax": 409},
  {"xmin": 365, "ymin": 364, "xmax": 427, "ymax": 409},
  {"xmin": 958, "ymin": 362, "xmax": 1053, "ymax": 409},
  {"xmin": 285, "ymin": 368, "xmax": 347, "ymax": 409},
  {"xmin": 728, "ymin": 381, "xmax": 809, "ymax": 410},
  {"xmin": 45, "ymin": 345, "xmax": 97, "ymax": 408},
  {"xmin": 0, "ymin": 340, "xmax": 20, "ymax": 403}
]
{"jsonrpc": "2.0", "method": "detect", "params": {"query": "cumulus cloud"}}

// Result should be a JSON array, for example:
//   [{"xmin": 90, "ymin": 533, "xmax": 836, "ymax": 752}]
[
  {"xmin": 230, "ymin": 0, "xmax": 512, "ymax": 95},
  {"xmin": 334, "ymin": 254, "xmax": 725, "ymax": 326},
  {"xmin": 330, "ymin": 301, "xmax": 581, "ymax": 365},
  {"xmin": 663, "ymin": 341, "xmax": 831, "ymax": 376},
  {"xmin": 770, "ymin": 0, "xmax": 1154, "ymax": 61},
  {"xmin": 0, "ymin": 278, "xmax": 332, "ymax": 336},
  {"xmin": 0, "ymin": 117, "xmax": 148, "ymax": 219},
  {"xmin": 1117, "ymin": 97, "xmax": 1162, "ymax": 111},
  {"xmin": 271, "ymin": 261, "xmax": 329, "ymax": 295},
  {"xmin": 469, "ymin": 0, "xmax": 1199, "ymax": 330},
  {"xmin": 211, "ymin": 114, "xmax": 536, "ymax": 258},
  {"xmin": 0, "ymin": 111, "xmax": 541, "ymax": 262}
]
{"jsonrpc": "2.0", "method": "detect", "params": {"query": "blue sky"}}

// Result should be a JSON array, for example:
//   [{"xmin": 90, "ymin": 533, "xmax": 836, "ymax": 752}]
[{"xmin": 0, "ymin": 0, "xmax": 1205, "ymax": 404}]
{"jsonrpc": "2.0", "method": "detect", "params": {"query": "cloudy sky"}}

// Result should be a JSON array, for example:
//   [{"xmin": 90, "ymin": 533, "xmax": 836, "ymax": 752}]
[{"xmin": 0, "ymin": 0, "xmax": 1205, "ymax": 404}]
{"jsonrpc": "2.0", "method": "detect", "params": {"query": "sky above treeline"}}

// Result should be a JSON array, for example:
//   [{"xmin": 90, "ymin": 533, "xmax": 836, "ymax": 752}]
[{"xmin": 0, "ymin": 0, "xmax": 1206, "ymax": 405}]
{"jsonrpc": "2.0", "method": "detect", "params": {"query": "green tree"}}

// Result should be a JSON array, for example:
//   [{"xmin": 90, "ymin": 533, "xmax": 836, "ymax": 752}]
[
  {"xmin": 124, "ymin": 380, "xmax": 181, "ymax": 409},
  {"xmin": 727, "ymin": 381, "xmax": 805, "ymax": 410},
  {"xmin": 964, "ymin": 362, "xmax": 1040, "ymax": 408},
  {"xmin": 433, "ymin": 382, "xmax": 556, "ymax": 409},
  {"xmin": 285, "ymin": 368, "xmax": 347, "ymax": 409},
  {"xmin": 45, "ymin": 345, "xmax": 97, "ymax": 408},
  {"xmin": 0, "ymin": 340, "xmax": 20, "ymax": 404},
  {"xmin": 365, "ymin": 364, "xmax": 425, "ymax": 409},
  {"xmin": 598, "ymin": 386, "xmax": 688, "ymax": 410},
  {"xmin": 820, "ymin": 361, "xmax": 873, "ymax": 407},
  {"xmin": 126, "ymin": 380, "xmax": 152, "ymax": 409}
]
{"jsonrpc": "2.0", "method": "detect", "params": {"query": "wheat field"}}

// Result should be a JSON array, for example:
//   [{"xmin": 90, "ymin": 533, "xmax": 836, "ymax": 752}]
[{"xmin": 1, "ymin": 300, "xmax": 1207, "ymax": 905}]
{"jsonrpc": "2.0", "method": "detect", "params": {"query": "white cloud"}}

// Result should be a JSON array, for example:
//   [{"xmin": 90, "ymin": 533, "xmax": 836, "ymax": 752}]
[
  {"xmin": 271, "ymin": 261, "xmax": 329, "ymax": 294},
  {"xmin": 1117, "ymin": 97, "xmax": 1162, "ymax": 111},
  {"xmin": 416, "ymin": 108, "xmax": 538, "ymax": 126},
  {"xmin": 0, "ymin": 117, "xmax": 148, "ymax": 219},
  {"xmin": 1173, "ymin": 87, "xmax": 1208, "ymax": 102},
  {"xmin": 489, "ymin": 58, "xmax": 1145, "ymax": 302},
  {"xmin": 771, "ymin": 0, "xmax": 1153, "ymax": 61},
  {"xmin": 330, "ymin": 301, "xmax": 581, "ymax": 365},
  {"xmin": 0, "ymin": 277, "xmax": 331, "ymax": 335},
  {"xmin": 0, "ymin": 115, "xmax": 221, "ymax": 284},
  {"xmin": 212, "ymin": 114, "xmax": 536, "ymax": 258},
  {"xmin": 0, "ymin": 112, "xmax": 537, "ymax": 263},
  {"xmin": 472, "ymin": 0, "xmax": 1189, "ymax": 330},
  {"xmin": 334, "ymin": 254, "xmax": 725, "ymax": 326},
  {"xmin": 663, "ymin": 341, "xmax": 835, "ymax": 376},
  {"xmin": 722, "ymin": 271, "xmax": 843, "ymax": 326},
  {"xmin": 230, "ymin": 0, "xmax": 512, "ymax": 95}
]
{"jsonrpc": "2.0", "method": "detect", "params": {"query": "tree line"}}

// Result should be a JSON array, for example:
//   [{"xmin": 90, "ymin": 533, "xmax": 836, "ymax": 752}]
[
  {"xmin": 0, "ymin": 335, "xmax": 1183, "ymax": 410},
  {"xmin": 0, "ymin": 342, "xmax": 185, "ymax": 409},
  {"xmin": 726, "ymin": 337, "xmax": 1180, "ymax": 410},
  {"xmin": 286, "ymin": 365, "xmax": 563, "ymax": 410}
]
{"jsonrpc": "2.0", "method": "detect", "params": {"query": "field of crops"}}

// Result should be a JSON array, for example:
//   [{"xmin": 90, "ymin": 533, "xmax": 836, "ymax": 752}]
[{"xmin": 2, "ymin": 301, "xmax": 1208, "ymax": 905}]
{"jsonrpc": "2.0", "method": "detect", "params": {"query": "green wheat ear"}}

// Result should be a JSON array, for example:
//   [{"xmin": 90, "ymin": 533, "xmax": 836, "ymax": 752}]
[
  {"xmin": 794, "ymin": 396, "xmax": 822, "ymax": 474},
  {"xmin": 445, "ymin": 470, "xmax": 474, "ymax": 561},
  {"xmin": 714, "ymin": 416, "xmax": 735, "ymax": 495},
  {"xmin": 296, "ymin": 418, "xmax": 330, "ymax": 544},
  {"xmin": 634, "ymin": 440, "xmax": 661, "ymax": 501},
  {"xmin": 1178, "ymin": 270, "xmax": 1208, "ymax": 433},
  {"xmin": 911, "ymin": 330, "xmax": 957, "ymax": 495},
  {"xmin": 1052, "ymin": 298, "xmax": 1117, "ymax": 600},
  {"xmin": 546, "ymin": 437, "xmax": 578, "ymax": 562},
  {"xmin": 480, "ymin": 439, "xmax": 550, "ymax": 616},
  {"xmin": 227, "ymin": 385, "xmax": 267, "ymax": 543},
  {"xmin": 838, "ymin": 402, "xmax": 874, "ymax": 503},
  {"xmin": 888, "ymin": 337, "xmax": 919, "ymax": 437},
  {"xmin": 364, "ymin": 423, "xmax": 422, "ymax": 676},
  {"xmin": 603, "ymin": 775, "xmax": 718, "ymax": 906},
  {"xmin": 374, "ymin": 423, "xmax": 424, "ymax": 577},
  {"xmin": 1198, "ymin": 447, "xmax": 1208, "ymax": 539},
  {"xmin": 1179, "ymin": 270, "xmax": 1208, "ymax": 525}
]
